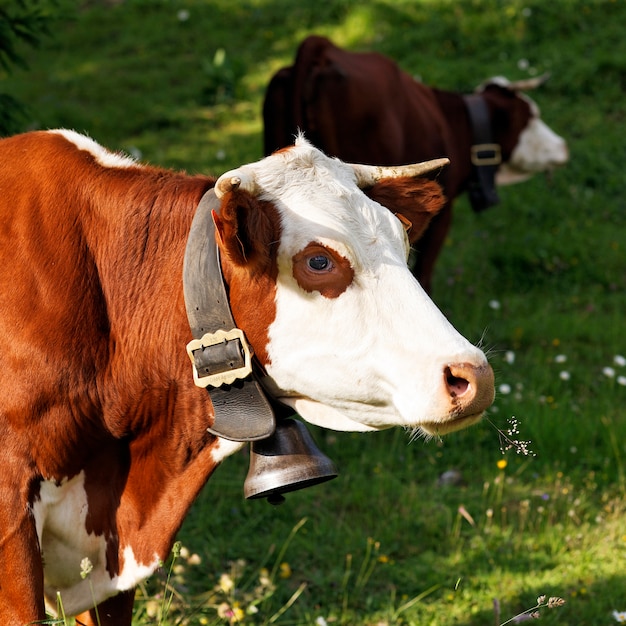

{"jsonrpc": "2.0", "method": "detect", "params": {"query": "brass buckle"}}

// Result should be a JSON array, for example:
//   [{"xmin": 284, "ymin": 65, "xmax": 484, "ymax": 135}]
[
  {"xmin": 186, "ymin": 328, "xmax": 252, "ymax": 388},
  {"xmin": 471, "ymin": 143, "xmax": 502, "ymax": 167}
]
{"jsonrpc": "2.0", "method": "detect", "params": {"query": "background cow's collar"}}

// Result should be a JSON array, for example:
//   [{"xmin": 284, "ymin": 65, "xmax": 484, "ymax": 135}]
[
  {"xmin": 463, "ymin": 94, "xmax": 501, "ymax": 212},
  {"xmin": 182, "ymin": 188, "xmax": 277, "ymax": 441}
]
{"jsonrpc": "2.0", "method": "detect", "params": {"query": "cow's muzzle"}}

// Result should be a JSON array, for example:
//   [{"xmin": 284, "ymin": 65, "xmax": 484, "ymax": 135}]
[{"xmin": 422, "ymin": 362, "xmax": 495, "ymax": 436}]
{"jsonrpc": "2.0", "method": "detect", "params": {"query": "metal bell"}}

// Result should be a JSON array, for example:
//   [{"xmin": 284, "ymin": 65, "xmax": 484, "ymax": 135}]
[{"xmin": 244, "ymin": 418, "xmax": 338, "ymax": 505}]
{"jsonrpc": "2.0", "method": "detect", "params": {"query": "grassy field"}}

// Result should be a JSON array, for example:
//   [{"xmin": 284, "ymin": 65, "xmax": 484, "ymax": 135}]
[{"xmin": 2, "ymin": 0, "xmax": 625, "ymax": 624}]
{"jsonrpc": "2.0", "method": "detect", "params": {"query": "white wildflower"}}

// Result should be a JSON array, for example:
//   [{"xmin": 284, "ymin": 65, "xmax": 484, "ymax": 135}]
[
  {"xmin": 80, "ymin": 557, "xmax": 93, "ymax": 579},
  {"xmin": 489, "ymin": 415, "xmax": 535, "ymax": 457}
]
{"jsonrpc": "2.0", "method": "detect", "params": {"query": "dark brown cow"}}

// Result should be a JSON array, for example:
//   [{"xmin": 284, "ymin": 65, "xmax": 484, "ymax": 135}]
[
  {"xmin": 263, "ymin": 35, "xmax": 569, "ymax": 293},
  {"xmin": 0, "ymin": 130, "xmax": 494, "ymax": 625}
]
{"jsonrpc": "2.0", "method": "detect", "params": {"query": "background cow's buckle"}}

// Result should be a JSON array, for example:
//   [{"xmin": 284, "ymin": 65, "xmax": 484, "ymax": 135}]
[
  {"xmin": 471, "ymin": 143, "xmax": 502, "ymax": 167},
  {"xmin": 186, "ymin": 328, "xmax": 253, "ymax": 388}
]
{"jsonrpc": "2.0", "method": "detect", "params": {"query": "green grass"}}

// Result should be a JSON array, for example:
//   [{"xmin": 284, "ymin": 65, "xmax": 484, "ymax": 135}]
[{"xmin": 3, "ymin": 0, "xmax": 626, "ymax": 624}]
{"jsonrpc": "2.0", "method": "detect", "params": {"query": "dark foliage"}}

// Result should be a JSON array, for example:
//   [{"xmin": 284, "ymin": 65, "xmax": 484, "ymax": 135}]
[{"xmin": 0, "ymin": 0, "xmax": 59, "ymax": 135}]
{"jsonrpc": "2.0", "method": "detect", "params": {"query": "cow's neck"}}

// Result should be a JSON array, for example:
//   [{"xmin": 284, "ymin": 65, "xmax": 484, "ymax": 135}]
[
  {"xmin": 431, "ymin": 88, "xmax": 482, "ymax": 197},
  {"xmin": 433, "ymin": 88, "xmax": 501, "ymax": 211},
  {"xmin": 85, "ymin": 173, "xmax": 211, "ymax": 401},
  {"xmin": 80, "ymin": 174, "xmax": 233, "ymax": 548},
  {"xmin": 89, "ymin": 175, "xmax": 208, "ymax": 331}
]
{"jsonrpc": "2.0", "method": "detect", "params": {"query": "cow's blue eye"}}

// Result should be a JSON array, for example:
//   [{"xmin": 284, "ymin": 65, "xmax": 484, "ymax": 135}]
[{"xmin": 308, "ymin": 255, "xmax": 331, "ymax": 271}]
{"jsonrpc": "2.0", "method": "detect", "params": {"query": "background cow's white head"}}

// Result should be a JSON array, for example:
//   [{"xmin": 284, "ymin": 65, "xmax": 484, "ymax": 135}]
[
  {"xmin": 477, "ymin": 75, "xmax": 569, "ymax": 185},
  {"xmin": 213, "ymin": 138, "xmax": 494, "ymax": 438}
]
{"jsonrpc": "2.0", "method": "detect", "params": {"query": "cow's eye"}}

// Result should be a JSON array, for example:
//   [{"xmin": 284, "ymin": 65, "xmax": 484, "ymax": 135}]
[{"xmin": 308, "ymin": 255, "xmax": 332, "ymax": 271}]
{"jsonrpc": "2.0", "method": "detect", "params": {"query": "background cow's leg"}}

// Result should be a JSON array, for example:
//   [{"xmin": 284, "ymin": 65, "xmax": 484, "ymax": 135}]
[
  {"xmin": 75, "ymin": 589, "xmax": 135, "ymax": 626},
  {"xmin": 412, "ymin": 202, "xmax": 453, "ymax": 294}
]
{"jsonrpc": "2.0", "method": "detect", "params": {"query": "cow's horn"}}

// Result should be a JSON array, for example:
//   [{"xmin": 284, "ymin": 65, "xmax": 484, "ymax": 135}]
[
  {"xmin": 214, "ymin": 170, "xmax": 258, "ymax": 198},
  {"xmin": 507, "ymin": 72, "xmax": 551, "ymax": 91},
  {"xmin": 351, "ymin": 158, "xmax": 450, "ymax": 188}
]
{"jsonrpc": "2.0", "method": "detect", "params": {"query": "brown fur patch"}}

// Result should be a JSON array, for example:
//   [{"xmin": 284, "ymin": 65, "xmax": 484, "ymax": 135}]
[
  {"xmin": 292, "ymin": 242, "xmax": 354, "ymax": 298},
  {"xmin": 215, "ymin": 189, "xmax": 282, "ymax": 367},
  {"xmin": 365, "ymin": 177, "xmax": 446, "ymax": 243}
]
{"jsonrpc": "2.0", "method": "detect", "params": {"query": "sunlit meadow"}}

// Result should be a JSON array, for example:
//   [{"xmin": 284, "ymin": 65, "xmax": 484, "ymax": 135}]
[{"xmin": 2, "ymin": 0, "xmax": 625, "ymax": 624}]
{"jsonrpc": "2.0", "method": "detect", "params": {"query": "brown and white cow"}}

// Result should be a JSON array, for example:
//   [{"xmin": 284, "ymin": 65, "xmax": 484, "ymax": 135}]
[
  {"xmin": 263, "ymin": 35, "xmax": 569, "ymax": 293},
  {"xmin": 0, "ymin": 129, "xmax": 494, "ymax": 625}
]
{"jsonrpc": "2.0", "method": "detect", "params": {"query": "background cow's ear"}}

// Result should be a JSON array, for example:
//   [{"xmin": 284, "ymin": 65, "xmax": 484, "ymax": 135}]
[
  {"xmin": 213, "ymin": 189, "xmax": 280, "ymax": 272},
  {"xmin": 365, "ymin": 178, "xmax": 446, "ymax": 243}
]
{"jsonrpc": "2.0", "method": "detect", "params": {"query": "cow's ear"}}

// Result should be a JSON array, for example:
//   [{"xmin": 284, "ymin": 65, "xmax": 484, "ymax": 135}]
[
  {"xmin": 366, "ymin": 178, "xmax": 446, "ymax": 243},
  {"xmin": 212, "ymin": 189, "xmax": 279, "ymax": 272}
]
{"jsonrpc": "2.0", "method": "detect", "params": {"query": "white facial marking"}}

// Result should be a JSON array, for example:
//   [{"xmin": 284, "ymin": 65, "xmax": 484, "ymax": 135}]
[
  {"xmin": 32, "ymin": 473, "xmax": 160, "ymax": 616},
  {"xmin": 282, "ymin": 398, "xmax": 378, "ymax": 432},
  {"xmin": 51, "ymin": 129, "xmax": 138, "ymax": 169},
  {"xmin": 247, "ymin": 138, "xmax": 491, "ymax": 434},
  {"xmin": 475, "ymin": 78, "xmax": 568, "ymax": 182},
  {"xmin": 507, "ymin": 114, "xmax": 569, "ymax": 174}
]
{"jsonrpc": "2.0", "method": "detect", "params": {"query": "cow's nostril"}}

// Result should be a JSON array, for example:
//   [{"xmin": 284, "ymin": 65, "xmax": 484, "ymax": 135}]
[
  {"xmin": 444, "ymin": 362, "xmax": 495, "ymax": 417},
  {"xmin": 445, "ymin": 366, "xmax": 470, "ymax": 398}
]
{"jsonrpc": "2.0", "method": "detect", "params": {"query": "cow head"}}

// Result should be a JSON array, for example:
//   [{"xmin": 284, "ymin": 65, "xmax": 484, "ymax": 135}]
[
  {"xmin": 212, "ymin": 137, "xmax": 494, "ymax": 437},
  {"xmin": 477, "ymin": 75, "xmax": 569, "ymax": 185}
]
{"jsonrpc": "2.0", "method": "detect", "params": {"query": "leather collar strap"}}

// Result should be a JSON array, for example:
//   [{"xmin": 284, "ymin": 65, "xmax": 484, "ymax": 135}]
[
  {"xmin": 183, "ymin": 188, "xmax": 276, "ymax": 442},
  {"xmin": 463, "ymin": 94, "xmax": 501, "ymax": 213}
]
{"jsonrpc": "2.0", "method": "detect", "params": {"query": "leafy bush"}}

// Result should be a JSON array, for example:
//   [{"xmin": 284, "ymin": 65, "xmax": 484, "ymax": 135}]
[{"xmin": 0, "ymin": 0, "xmax": 63, "ymax": 135}]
